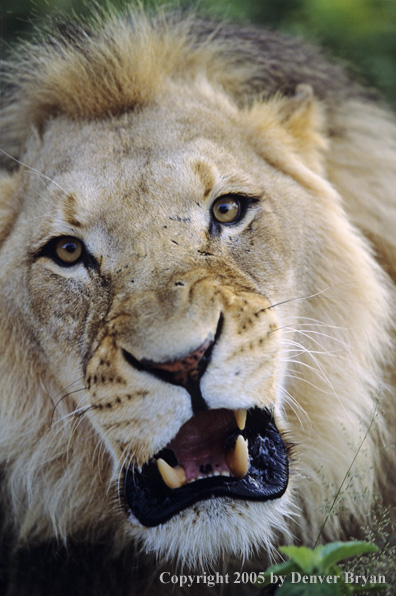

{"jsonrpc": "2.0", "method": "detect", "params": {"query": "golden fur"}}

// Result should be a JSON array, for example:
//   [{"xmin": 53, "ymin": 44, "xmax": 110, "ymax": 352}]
[{"xmin": 0, "ymin": 6, "xmax": 395, "ymax": 594}]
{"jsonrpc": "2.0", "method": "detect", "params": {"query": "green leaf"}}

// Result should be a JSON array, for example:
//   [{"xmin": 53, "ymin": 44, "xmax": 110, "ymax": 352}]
[
  {"xmin": 263, "ymin": 559, "xmax": 299, "ymax": 576},
  {"xmin": 319, "ymin": 541, "xmax": 378, "ymax": 570},
  {"xmin": 257, "ymin": 559, "xmax": 299, "ymax": 586},
  {"xmin": 279, "ymin": 546, "xmax": 319, "ymax": 573},
  {"xmin": 277, "ymin": 581, "xmax": 314, "ymax": 596},
  {"xmin": 277, "ymin": 577, "xmax": 343, "ymax": 595},
  {"xmin": 348, "ymin": 584, "xmax": 388, "ymax": 594}
]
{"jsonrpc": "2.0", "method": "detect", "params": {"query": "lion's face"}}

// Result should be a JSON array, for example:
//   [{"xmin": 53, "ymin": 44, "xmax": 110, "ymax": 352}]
[{"xmin": 5, "ymin": 84, "xmax": 348, "ymax": 563}]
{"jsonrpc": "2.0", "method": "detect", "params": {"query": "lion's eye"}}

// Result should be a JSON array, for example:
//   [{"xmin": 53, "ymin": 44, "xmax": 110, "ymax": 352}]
[
  {"xmin": 54, "ymin": 236, "xmax": 84, "ymax": 265},
  {"xmin": 212, "ymin": 196, "xmax": 242, "ymax": 224}
]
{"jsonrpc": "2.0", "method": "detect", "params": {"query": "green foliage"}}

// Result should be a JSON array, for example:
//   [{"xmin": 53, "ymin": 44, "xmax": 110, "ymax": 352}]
[
  {"xmin": 256, "ymin": 542, "xmax": 389, "ymax": 595},
  {"xmin": 343, "ymin": 502, "xmax": 396, "ymax": 594}
]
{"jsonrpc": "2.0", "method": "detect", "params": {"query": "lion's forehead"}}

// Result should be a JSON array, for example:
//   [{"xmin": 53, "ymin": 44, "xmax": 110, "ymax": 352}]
[
  {"xmin": 26, "ymin": 119, "xmax": 273, "ymax": 256},
  {"xmin": 31, "ymin": 94, "xmax": 268, "ymax": 214}
]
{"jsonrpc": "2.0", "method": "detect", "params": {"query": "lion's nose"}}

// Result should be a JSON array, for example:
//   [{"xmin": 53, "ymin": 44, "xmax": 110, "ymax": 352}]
[
  {"xmin": 141, "ymin": 339, "xmax": 214, "ymax": 388},
  {"xmin": 123, "ymin": 340, "xmax": 213, "ymax": 414},
  {"xmin": 122, "ymin": 317, "xmax": 223, "ymax": 413}
]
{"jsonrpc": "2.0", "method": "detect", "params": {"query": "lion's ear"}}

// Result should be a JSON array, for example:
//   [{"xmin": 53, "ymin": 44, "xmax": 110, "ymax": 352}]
[
  {"xmin": 277, "ymin": 84, "xmax": 322, "ymax": 141},
  {"xmin": 242, "ymin": 84, "xmax": 328, "ymax": 175}
]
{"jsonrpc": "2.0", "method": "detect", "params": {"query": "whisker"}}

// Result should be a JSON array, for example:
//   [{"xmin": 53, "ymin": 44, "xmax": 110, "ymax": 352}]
[
  {"xmin": 281, "ymin": 331, "xmax": 357, "ymax": 421},
  {"xmin": 0, "ymin": 148, "xmax": 69, "ymax": 195},
  {"xmin": 287, "ymin": 328, "xmax": 351, "ymax": 350},
  {"xmin": 281, "ymin": 345, "xmax": 343, "ymax": 358},
  {"xmin": 52, "ymin": 404, "xmax": 94, "ymax": 425},
  {"xmin": 22, "ymin": 210, "xmax": 59, "ymax": 223},
  {"xmin": 282, "ymin": 373, "xmax": 336, "ymax": 397},
  {"xmin": 48, "ymin": 377, "xmax": 83, "ymax": 402},
  {"xmin": 278, "ymin": 386, "xmax": 311, "ymax": 430},
  {"xmin": 275, "ymin": 323, "xmax": 349, "ymax": 345},
  {"xmin": 65, "ymin": 412, "xmax": 93, "ymax": 463},
  {"xmin": 50, "ymin": 387, "xmax": 87, "ymax": 426},
  {"xmin": 263, "ymin": 282, "xmax": 354, "ymax": 312},
  {"xmin": 278, "ymin": 314, "xmax": 349, "ymax": 331},
  {"xmin": 281, "ymin": 358, "xmax": 333, "ymax": 387},
  {"xmin": 116, "ymin": 448, "xmax": 134, "ymax": 501},
  {"xmin": 282, "ymin": 336, "xmax": 340, "ymax": 381}
]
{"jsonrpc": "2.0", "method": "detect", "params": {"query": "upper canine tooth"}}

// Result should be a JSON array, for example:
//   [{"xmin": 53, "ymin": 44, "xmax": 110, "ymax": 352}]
[
  {"xmin": 225, "ymin": 435, "xmax": 249, "ymax": 479},
  {"xmin": 234, "ymin": 409, "xmax": 247, "ymax": 430},
  {"xmin": 157, "ymin": 458, "xmax": 186, "ymax": 489}
]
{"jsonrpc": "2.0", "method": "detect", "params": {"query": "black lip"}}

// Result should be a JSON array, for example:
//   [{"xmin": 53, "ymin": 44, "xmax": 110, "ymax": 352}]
[{"xmin": 124, "ymin": 408, "xmax": 289, "ymax": 527}]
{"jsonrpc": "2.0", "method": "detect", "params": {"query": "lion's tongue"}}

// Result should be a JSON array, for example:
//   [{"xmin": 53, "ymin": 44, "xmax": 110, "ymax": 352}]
[{"xmin": 157, "ymin": 409, "xmax": 249, "ymax": 487}]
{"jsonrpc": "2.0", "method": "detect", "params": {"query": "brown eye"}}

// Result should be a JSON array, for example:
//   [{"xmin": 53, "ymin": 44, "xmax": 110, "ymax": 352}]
[
  {"xmin": 212, "ymin": 196, "xmax": 241, "ymax": 224},
  {"xmin": 55, "ymin": 237, "xmax": 83, "ymax": 265}
]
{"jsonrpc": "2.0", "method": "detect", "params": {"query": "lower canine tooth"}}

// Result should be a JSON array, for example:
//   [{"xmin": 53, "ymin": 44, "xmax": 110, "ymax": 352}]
[
  {"xmin": 157, "ymin": 458, "xmax": 186, "ymax": 489},
  {"xmin": 225, "ymin": 435, "xmax": 249, "ymax": 478}
]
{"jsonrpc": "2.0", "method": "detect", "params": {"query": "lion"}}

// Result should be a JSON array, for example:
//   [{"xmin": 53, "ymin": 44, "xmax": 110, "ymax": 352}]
[{"xmin": 0, "ymin": 6, "xmax": 395, "ymax": 595}]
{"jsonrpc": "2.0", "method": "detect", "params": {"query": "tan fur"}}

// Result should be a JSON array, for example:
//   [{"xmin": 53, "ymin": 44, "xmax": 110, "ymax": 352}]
[{"xmin": 0, "ymin": 6, "xmax": 395, "ymax": 594}]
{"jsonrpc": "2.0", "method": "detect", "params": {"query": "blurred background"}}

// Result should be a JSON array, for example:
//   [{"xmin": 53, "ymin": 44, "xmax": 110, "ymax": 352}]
[{"xmin": 1, "ymin": 0, "xmax": 396, "ymax": 107}]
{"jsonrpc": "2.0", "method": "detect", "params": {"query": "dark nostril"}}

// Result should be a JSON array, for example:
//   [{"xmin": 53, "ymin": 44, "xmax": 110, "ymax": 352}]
[
  {"xmin": 122, "ymin": 339, "xmax": 214, "ymax": 390},
  {"xmin": 122, "ymin": 315, "xmax": 223, "ymax": 387},
  {"xmin": 122, "ymin": 315, "xmax": 223, "ymax": 413},
  {"xmin": 142, "ymin": 339, "xmax": 214, "ymax": 387},
  {"xmin": 122, "ymin": 342, "xmax": 213, "ymax": 414}
]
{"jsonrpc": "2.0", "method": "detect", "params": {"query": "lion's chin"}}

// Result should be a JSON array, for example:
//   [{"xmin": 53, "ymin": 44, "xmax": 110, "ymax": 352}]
[
  {"xmin": 131, "ymin": 496, "xmax": 293, "ymax": 568},
  {"xmin": 123, "ymin": 408, "xmax": 289, "ymax": 527}
]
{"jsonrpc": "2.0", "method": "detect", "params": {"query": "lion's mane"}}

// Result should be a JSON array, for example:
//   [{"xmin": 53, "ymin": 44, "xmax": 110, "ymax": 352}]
[{"xmin": 0, "ymin": 6, "xmax": 395, "ymax": 595}]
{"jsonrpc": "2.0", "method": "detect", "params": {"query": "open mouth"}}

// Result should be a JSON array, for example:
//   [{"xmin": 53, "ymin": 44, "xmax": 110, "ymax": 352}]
[{"xmin": 124, "ymin": 407, "xmax": 289, "ymax": 527}]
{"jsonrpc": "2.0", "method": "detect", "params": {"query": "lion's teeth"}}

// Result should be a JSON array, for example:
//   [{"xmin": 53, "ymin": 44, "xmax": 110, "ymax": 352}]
[
  {"xmin": 225, "ymin": 435, "xmax": 249, "ymax": 478},
  {"xmin": 187, "ymin": 469, "xmax": 231, "ymax": 483},
  {"xmin": 157, "ymin": 458, "xmax": 186, "ymax": 489},
  {"xmin": 234, "ymin": 409, "xmax": 247, "ymax": 431}
]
